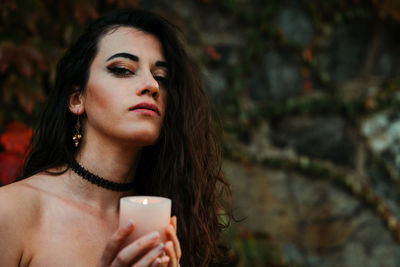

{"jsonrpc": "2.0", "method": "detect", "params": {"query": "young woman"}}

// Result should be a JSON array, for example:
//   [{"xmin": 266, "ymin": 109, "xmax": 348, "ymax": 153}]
[{"xmin": 0, "ymin": 8, "xmax": 231, "ymax": 267}]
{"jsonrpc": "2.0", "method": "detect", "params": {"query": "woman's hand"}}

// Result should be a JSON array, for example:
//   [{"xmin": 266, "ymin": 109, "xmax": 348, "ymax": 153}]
[
  {"xmin": 164, "ymin": 216, "xmax": 182, "ymax": 267},
  {"xmin": 99, "ymin": 220, "xmax": 170, "ymax": 267}
]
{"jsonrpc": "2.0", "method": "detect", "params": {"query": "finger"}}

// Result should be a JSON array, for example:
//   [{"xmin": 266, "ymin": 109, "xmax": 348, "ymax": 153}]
[
  {"xmin": 166, "ymin": 225, "xmax": 182, "ymax": 261},
  {"xmin": 100, "ymin": 220, "xmax": 135, "ymax": 266},
  {"xmin": 110, "ymin": 231, "xmax": 160, "ymax": 267},
  {"xmin": 149, "ymin": 256, "xmax": 169, "ymax": 267},
  {"xmin": 131, "ymin": 242, "xmax": 165, "ymax": 267},
  {"xmin": 170, "ymin": 216, "xmax": 177, "ymax": 233},
  {"xmin": 149, "ymin": 257, "xmax": 162, "ymax": 267},
  {"xmin": 159, "ymin": 255, "xmax": 170, "ymax": 267},
  {"xmin": 165, "ymin": 241, "xmax": 177, "ymax": 267}
]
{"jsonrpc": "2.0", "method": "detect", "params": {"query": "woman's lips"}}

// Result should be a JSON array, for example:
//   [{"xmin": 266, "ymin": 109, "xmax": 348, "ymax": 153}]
[{"xmin": 129, "ymin": 102, "xmax": 160, "ymax": 116}]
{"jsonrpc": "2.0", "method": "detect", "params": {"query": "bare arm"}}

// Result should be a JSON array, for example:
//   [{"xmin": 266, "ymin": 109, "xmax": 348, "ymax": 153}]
[{"xmin": 0, "ymin": 184, "xmax": 30, "ymax": 266}]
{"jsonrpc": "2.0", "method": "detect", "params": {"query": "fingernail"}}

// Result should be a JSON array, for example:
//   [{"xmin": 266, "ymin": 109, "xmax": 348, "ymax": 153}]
[
  {"xmin": 125, "ymin": 219, "xmax": 133, "ymax": 229},
  {"xmin": 161, "ymin": 255, "xmax": 170, "ymax": 263},
  {"xmin": 151, "ymin": 258, "xmax": 162, "ymax": 267},
  {"xmin": 148, "ymin": 231, "xmax": 160, "ymax": 240}
]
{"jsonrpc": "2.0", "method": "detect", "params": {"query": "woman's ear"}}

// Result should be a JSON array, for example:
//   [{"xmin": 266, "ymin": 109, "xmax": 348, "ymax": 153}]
[{"xmin": 69, "ymin": 89, "xmax": 85, "ymax": 115}]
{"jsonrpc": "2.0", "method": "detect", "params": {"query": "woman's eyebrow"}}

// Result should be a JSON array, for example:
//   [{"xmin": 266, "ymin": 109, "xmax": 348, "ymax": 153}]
[
  {"xmin": 106, "ymin": 52, "xmax": 167, "ymax": 68},
  {"xmin": 155, "ymin": 61, "xmax": 167, "ymax": 68},
  {"xmin": 106, "ymin": 52, "xmax": 139, "ymax": 62}
]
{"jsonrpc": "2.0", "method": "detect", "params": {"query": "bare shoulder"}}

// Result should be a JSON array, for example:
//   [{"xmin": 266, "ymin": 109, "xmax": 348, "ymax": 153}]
[
  {"xmin": 0, "ymin": 177, "xmax": 43, "ymax": 219},
  {"xmin": 0, "ymin": 176, "xmax": 44, "ymax": 265}
]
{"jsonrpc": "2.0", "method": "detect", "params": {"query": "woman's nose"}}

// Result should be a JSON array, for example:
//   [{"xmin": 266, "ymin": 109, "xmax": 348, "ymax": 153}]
[{"xmin": 136, "ymin": 73, "xmax": 160, "ymax": 99}]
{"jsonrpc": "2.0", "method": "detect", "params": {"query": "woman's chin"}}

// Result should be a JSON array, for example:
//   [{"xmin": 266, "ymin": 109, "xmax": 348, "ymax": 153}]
[{"xmin": 121, "ymin": 131, "xmax": 160, "ymax": 147}]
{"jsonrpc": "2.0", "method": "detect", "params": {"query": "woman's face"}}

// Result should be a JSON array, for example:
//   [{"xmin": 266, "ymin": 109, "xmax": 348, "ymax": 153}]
[{"xmin": 79, "ymin": 27, "xmax": 168, "ymax": 147}]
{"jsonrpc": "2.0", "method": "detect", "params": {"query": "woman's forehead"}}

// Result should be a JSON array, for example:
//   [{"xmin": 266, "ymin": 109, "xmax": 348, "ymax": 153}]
[{"xmin": 96, "ymin": 26, "xmax": 165, "ymax": 61}]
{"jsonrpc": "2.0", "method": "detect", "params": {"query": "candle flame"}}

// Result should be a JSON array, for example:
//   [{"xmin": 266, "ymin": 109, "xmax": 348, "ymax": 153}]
[{"xmin": 142, "ymin": 198, "xmax": 148, "ymax": 205}]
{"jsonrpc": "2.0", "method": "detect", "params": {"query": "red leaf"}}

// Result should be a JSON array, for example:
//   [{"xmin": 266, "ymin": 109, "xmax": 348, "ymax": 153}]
[
  {"xmin": 74, "ymin": 2, "xmax": 99, "ymax": 25},
  {"xmin": 0, "ymin": 0, "xmax": 17, "ymax": 10},
  {"xmin": 206, "ymin": 46, "xmax": 221, "ymax": 61},
  {"xmin": 0, "ymin": 152, "xmax": 24, "ymax": 185},
  {"xmin": 0, "ymin": 44, "xmax": 47, "ymax": 76},
  {"xmin": 373, "ymin": 0, "xmax": 400, "ymax": 21},
  {"xmin": 16, "ymin": 91, "xmax": 35, "ymax": 114},
  {"xmin": 303, "ymin": 47, "xmax": 313, "ymax": 61},
  {"xmin": 14, "ymin": 51, "xmax": 33, "ymax": 78},
  {"xmin": 304, "ymin": 80, "xmax": 313, "ymax": 92},
  {"xmin": 0, "ymin": 121, "xmax": 32, "ymax": 156},
  {"xmin": 22, "ymin": 45, "xmax": 48, "ymax": 71}
]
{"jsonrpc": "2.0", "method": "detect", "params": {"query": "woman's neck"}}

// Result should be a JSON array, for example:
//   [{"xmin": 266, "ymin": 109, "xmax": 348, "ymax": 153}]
[
  {"xmin": 65, "ymin": 131, "xmax": 142, "ymax": 212},
  {"xmin": 77, "ymin": 141, "xmax": 140, "ymax": 185}
]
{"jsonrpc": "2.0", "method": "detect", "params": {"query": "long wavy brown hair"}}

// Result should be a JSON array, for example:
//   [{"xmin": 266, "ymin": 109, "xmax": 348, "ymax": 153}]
[{"xmin": 22, "ymin": 8, "xmax": 232, "ymax": 266}]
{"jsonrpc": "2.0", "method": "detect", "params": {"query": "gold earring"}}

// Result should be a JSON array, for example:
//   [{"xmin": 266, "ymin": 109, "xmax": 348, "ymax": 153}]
[{"xmin": 73, "ymin": 115, "xmax": 82, "ymax": 147}]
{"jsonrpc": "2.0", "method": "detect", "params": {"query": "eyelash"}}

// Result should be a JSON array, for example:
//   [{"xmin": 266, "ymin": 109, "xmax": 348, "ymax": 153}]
[
  {"xmin": 155, "ymin": 76, "xmax": 167, "ymax": 85},
  {"xmin": 107, "ymin": 66, "xmax": 133, "ymax": 77},
  {"xmin": 107, "ymin": 66, "xmax": 168, "ymax": 86}
]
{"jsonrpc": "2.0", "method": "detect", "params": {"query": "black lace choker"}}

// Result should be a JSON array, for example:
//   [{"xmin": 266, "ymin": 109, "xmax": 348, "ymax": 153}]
[{"xmin": 70, "ymin": 159, "xmax": 134, "ymax": 192}]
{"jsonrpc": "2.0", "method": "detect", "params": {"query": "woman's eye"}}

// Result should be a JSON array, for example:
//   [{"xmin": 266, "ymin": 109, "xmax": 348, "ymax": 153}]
[
  {"xmin": 107, "ymin": 66, "xmax": 133, "ymax": 77},
  {"xmin": 155, "ymin": 76, "xmax": 167, "ymax": 85}
]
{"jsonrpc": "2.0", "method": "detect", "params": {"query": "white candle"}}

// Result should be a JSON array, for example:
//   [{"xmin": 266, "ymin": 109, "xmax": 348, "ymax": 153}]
[{"xmin": 119, "ymin": 196, "xmax": 171, "ymax": 244}]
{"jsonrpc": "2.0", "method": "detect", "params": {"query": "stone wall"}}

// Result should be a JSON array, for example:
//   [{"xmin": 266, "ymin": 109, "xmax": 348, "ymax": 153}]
[{"xmin": 162, "ymin": 0, "xmax": 400, "ymax": 266}]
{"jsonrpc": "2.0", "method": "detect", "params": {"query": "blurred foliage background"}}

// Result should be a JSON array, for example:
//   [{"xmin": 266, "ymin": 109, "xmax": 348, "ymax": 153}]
[{"xmin": 3, "ymin": 0, "xmax": 400, "ymax": 266}]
